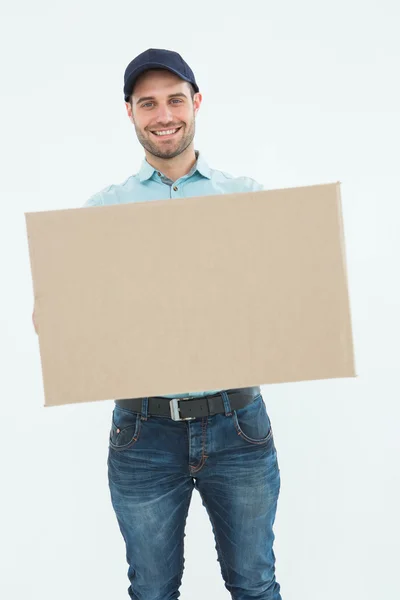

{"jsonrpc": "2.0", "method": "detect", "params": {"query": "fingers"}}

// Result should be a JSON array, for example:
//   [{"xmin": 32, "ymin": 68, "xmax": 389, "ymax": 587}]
[{"xmin": 32, "ymin": 311, "xmax": 38, "ymax": 335}]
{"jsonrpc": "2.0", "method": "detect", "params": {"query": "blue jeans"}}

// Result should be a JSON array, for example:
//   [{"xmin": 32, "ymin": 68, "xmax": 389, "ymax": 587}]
[{"xmin": 107, "ymin": 389, "xmax": 282, "ymax": 600}]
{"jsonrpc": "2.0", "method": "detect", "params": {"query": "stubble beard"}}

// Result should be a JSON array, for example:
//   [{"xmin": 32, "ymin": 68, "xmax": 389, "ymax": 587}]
[{"xmin": 135, "ymin": 113, "xmax": 196, "ymax": 160}]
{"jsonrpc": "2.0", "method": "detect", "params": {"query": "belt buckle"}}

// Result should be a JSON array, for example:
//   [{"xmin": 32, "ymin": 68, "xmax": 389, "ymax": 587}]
[{"xmin": 169, "ymin": 397, "xmax": 196, "ymax": 421}]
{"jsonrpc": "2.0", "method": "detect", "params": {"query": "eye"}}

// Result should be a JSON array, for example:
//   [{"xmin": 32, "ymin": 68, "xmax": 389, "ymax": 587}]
[{"xmin": 141, "ymin": 99, "xmax": 183, "ymax": 108}]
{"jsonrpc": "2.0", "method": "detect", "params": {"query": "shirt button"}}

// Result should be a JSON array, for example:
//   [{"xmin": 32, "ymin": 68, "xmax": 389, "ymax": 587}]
[
  {"xmin": 157, "ymin": 172, "xmax": 161, "ymax": 176},
  {"xmin": 173, "ymin": 186, "xmax": 178, "ymax": 191}
]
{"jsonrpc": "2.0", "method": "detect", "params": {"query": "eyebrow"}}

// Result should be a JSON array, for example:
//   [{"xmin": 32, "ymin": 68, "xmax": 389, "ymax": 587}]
[{"xmin": 136, "ymin": 92, "xmax": 188, "ymax": 105}]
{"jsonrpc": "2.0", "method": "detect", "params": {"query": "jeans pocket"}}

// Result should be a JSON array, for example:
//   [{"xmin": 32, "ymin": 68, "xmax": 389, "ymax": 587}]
[
  {"xmin": 109, "ymin": 405, "xmax": 142, "ymax": 451},
  {"xmin": 232, "ymin": 394, "xmax": 273, "ymax": 445}
]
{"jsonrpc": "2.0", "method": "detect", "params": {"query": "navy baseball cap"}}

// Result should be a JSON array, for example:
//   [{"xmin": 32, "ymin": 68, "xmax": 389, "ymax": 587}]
[{"xmin": 123, "ymin": 48, "xmax": 199, "ymax": 102}]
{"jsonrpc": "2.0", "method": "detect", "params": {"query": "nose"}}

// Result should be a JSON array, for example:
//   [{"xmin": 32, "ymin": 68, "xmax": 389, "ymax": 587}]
[{"xmin": 155, "ymin": 103, "xmax": 174, "ymax": 124}]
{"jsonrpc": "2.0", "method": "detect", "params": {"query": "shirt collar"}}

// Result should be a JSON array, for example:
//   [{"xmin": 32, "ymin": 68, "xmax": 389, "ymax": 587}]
[{"xmin": 138, "ymin": 150, "xmax": 211, "ymax": 183}]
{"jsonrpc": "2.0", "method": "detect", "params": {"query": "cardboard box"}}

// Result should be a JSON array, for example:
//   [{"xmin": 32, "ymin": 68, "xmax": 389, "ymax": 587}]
[{"xmin": 25, "ymin": 182, "xmax": 356, "ymax": 407}]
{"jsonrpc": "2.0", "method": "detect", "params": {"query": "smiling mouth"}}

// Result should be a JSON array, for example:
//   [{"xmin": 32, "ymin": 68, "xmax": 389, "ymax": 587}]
[{"xmin": 151, "ymin": 127, "xmax": 182, "ymax": 138}]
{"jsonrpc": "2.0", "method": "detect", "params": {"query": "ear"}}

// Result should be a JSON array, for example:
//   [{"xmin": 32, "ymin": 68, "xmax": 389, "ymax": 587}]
[
  {"xmin": 193, "ymin": 92, "xmax": 202, "ymax": 117},
  {"xmin": 125, "ymin": 101, "xmax": 134, "ymax": 123}
]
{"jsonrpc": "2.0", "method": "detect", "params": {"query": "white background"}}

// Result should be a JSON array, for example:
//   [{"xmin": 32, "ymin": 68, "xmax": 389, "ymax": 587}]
[{"xmin": 0, "ymin": 1, "xmax": 399, "ymax": 598}]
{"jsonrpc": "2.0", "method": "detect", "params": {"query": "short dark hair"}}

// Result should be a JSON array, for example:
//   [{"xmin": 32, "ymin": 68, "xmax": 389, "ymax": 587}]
[{"xmin": 128, "ymin": 81, "xmax": 196, "ymax": 106}]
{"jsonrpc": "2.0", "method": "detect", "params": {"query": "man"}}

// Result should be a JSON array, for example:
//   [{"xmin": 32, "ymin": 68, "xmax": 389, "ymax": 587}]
[{"xmin": 33, "ymin": 49, "xmax": 282, "ymax": 600}]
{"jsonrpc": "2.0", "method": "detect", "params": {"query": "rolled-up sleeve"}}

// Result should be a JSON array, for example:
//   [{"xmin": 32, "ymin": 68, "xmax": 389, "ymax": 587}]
[
  {"xmin": 251, "ymin": 179, "xmax": 264, "ymax": 192},
  {"xmin": 83, "ymin": 194, "xmax": 104, "ymax": 208}
]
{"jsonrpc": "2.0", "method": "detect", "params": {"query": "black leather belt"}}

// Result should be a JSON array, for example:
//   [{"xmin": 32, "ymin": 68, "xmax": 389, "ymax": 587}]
[{"xmin": 115, "ymin": 386, "xmax": 261, "ymax": 421}]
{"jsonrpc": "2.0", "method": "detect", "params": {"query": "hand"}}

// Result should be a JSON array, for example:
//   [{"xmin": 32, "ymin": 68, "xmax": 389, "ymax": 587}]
[{"xmin": 32, "ymin": 309, "xmax": 38, "ymax": 335}]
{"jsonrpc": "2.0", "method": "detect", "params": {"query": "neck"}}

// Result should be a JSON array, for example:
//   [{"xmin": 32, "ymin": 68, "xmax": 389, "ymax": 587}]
[{"xmin": 145, "ymin": 144, "xmax": 197, "ymax": 182}]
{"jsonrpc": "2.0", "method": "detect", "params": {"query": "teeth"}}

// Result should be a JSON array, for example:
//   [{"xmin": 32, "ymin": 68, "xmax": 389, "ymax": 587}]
[{"xmin": 153, "ymin": 128, "xmax": 179, "ymax": 136}]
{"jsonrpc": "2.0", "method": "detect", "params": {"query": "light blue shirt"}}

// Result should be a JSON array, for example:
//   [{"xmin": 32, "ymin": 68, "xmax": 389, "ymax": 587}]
[{"xmin": 84, "ymin": 150, "xmax": 263, "ymax": 399}]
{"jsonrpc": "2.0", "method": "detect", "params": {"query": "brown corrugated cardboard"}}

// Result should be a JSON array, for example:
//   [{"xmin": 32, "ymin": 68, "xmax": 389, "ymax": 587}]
[{"xmin": 25, "ymin": 182, "xmax": 356, "ymax": 407}]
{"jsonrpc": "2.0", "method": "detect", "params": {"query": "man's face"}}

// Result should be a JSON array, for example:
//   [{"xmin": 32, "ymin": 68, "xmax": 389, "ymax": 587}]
[{"xmin": 126, "ymin": 69, "xmax": 202, "ymax": 160}]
